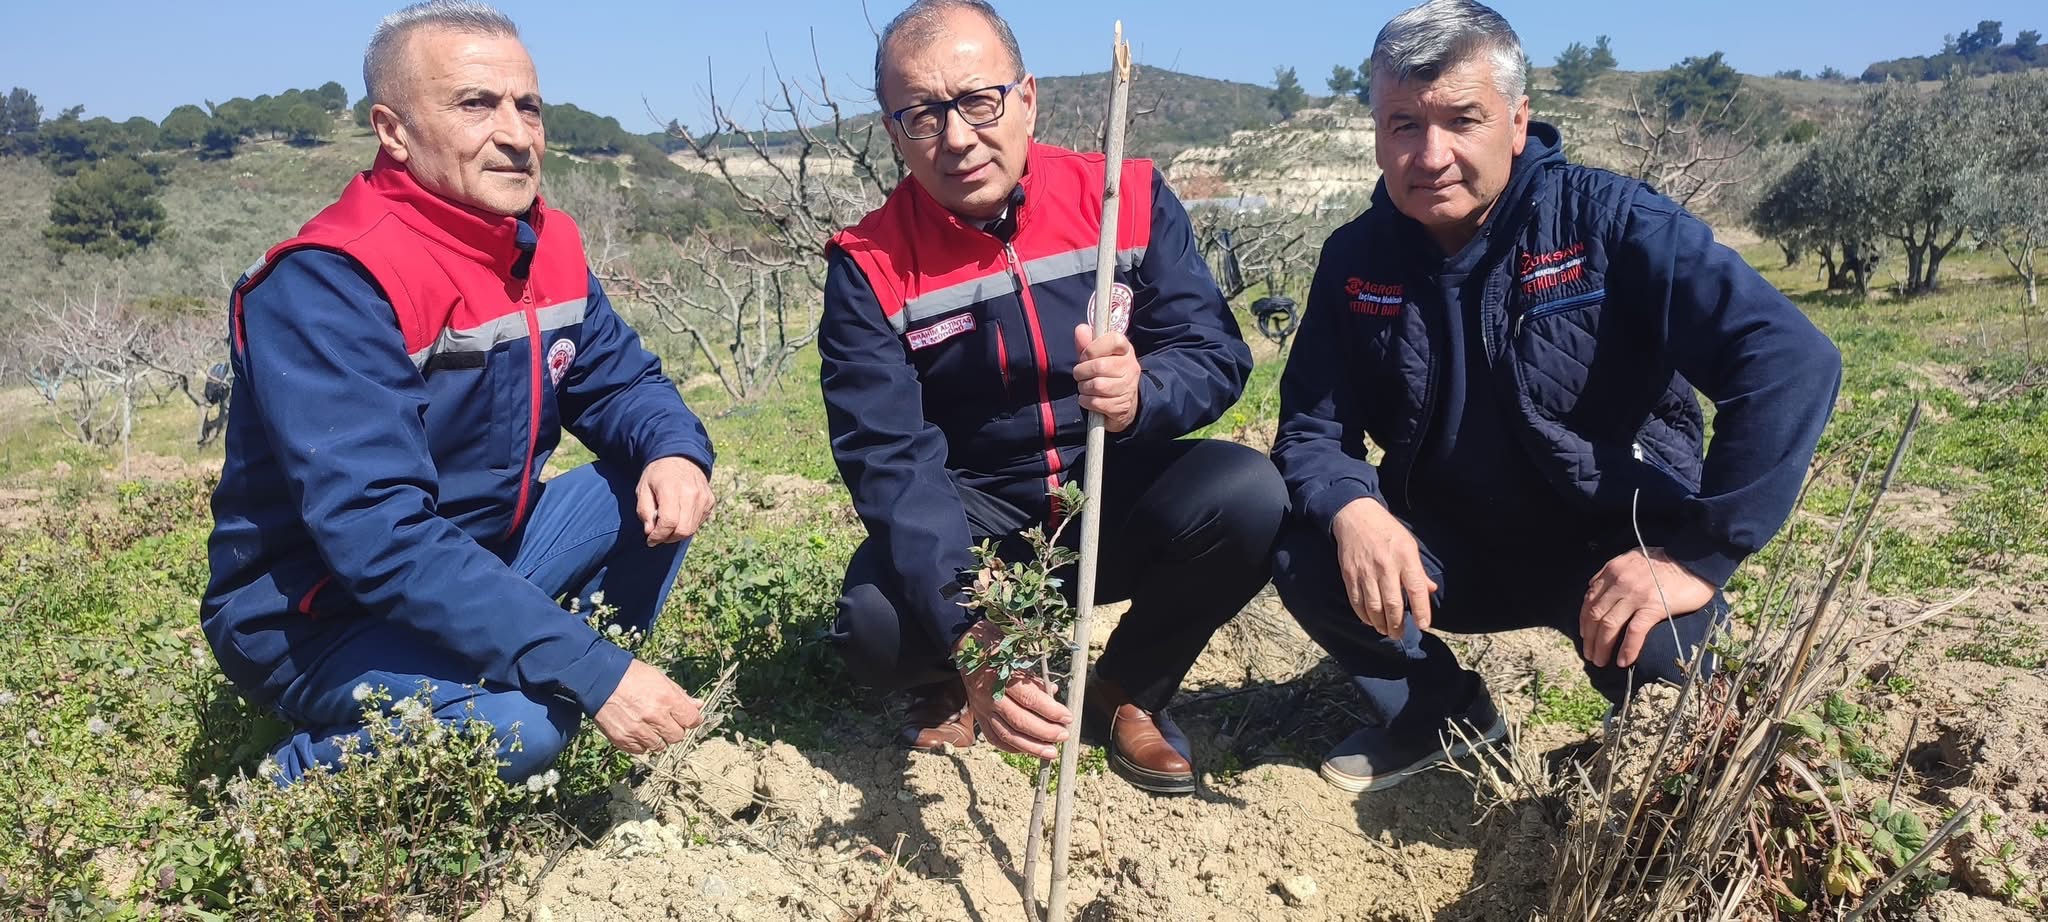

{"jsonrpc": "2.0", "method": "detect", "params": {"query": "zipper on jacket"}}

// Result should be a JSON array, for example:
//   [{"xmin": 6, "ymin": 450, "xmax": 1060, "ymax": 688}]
[
  {"xmin": 1513, "ymin": 288, "xmax": 1606, "ymax": 338},
  {"xmin": 1003, "ymin": 243, "xmax": 1065, "ymax": 501},
  {"xmin": 1400, "ymin": 280, "xmax": 1442, "ymax": 514},
  {"xmin": 995, "ymin": 323, "xmax": 1010, "ymax": 392},
  {"xmin": 504, "ymin": 284, "xmax": 543, "ymax": 538},
  {"xmin": 1633, "ymin": 439, "xmax": 1689, "ymax": 483}
]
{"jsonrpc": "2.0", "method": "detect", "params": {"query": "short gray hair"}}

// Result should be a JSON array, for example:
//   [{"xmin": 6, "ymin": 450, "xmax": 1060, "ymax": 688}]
[
  {"xmin": 874, "ymin": 0, "xmax": 1026, "ymax": 111},
  {"xmin": 1369, "ymin": 0, "xmax": 1526, "ymax": 109},
  {"xmin": 363, "ymin": 0, "xmax": 520, "ymax": 107}
]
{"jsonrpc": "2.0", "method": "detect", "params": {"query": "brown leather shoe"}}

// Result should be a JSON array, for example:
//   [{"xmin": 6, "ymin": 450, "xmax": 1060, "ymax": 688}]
[
  {"xmin": 1086, "ymin": 676, "xmax": 1196, "ymax": 795},
  {"xmin": 897, "ymin": 678, "xmax": 975, "ymax": 752}
]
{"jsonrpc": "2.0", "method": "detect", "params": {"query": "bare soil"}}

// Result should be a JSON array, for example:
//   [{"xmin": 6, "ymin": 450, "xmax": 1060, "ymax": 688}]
[{"xmin": 464, "ymin": 508, "xmax": 2048, "ymax": 922}]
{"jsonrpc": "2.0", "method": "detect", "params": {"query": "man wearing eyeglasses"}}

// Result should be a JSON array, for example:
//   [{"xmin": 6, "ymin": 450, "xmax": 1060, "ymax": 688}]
[{"xmin": 820, "ymin": 0, "xmax": 1286, "ymax": 795}]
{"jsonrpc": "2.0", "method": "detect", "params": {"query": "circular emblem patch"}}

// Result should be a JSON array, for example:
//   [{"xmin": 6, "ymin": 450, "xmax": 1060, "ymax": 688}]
[
  {"xmin": 1087, "ymin": 282, "xmax": 1135, "ymax": 335},
  {"xmin": 546, "ymin": 338, "xmax": 576, "ymax": 386}
]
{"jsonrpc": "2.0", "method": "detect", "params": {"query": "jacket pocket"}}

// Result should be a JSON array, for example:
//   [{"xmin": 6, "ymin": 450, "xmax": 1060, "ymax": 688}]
[
  {"xmin": 485, "ymin": 343, "xmax": 528, "ymax": 473},
  {"xmin": 907, "ymin": 306, "xmax": 1005, "ymax": 413},
  {"xmin": 1630, "ymin": 439, "xmax": 1698, "ymax": 499},
  {"xmin": 1513, "ymin": 288, "xmax": 1605, "ymax": 338},
  {"xmin": 420, "ymin": 348, "xmax": 518, "ymax": 476}
]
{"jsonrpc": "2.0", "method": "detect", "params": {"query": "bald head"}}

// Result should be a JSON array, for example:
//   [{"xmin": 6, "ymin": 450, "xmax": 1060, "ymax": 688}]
[{"xmin": 875, "ymin": 0, "xmax": 1025, "ymax": 111}]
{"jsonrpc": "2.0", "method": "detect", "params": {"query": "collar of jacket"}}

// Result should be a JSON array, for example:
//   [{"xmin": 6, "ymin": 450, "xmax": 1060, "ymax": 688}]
[
  {"xmin": 899, "ymin": 142, "xmax": 1055, "ymax": 241},
  {"xmin": 362, "ymin": 149, "xmax": 547, "ymax": 275}
]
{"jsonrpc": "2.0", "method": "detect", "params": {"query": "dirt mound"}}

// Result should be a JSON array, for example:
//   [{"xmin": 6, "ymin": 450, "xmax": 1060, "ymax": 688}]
[
  {"xmin": 474, "ymin": 604, "xmax": 1508, "ymax": 921},
  {"xmin": 472, "ymin": 592, "xmax": 2045, "ymax": 921}
]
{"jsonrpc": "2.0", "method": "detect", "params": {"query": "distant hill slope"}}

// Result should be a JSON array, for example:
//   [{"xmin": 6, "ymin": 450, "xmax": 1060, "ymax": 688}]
[
  {"xmin": 1166, "ymin": 67, "xmax": 1875, "ymax": 217},
  {"xmin": 656, "ymin": 68, "xmax": 1285, "ymax": 167},
  {"xmin": 1033, "ymin": 68, "xmax": 1286, "ymax": 162}
]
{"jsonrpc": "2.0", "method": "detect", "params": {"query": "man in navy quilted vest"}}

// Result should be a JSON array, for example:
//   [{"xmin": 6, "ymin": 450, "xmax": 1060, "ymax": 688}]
[
  {"xmin": 202, "ymin": 0, "xmax": 716, "ymax": 785},
  {"xmin": 1271, "ymin": 0, "xmax": 1841, "ymax": 794},
  {"xmin": 822, "ymin": 0, "xmax": 1288, "ymax": 794}
]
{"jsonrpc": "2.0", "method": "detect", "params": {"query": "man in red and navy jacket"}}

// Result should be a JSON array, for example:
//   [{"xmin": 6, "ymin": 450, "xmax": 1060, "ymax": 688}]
[
  {"xmin": 202, "ymin": 4, "xmax": 714, "ymax": 785},
  {"xmin": 823, "ymin": 0, "xmax": 1287, "ymax": 795}
]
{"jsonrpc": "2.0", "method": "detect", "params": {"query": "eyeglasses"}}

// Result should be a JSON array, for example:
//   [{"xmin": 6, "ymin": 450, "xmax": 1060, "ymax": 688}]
[{"xmin": 888, "ymin": 80, "xmax": 1024, "ymax": 141}]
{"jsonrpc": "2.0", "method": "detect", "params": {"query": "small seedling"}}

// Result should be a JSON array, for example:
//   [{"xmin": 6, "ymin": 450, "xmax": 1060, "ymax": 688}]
[
  {"xmin": 953, "ymin": 482, "xmax": 1085, "ymax": 922},
  {"xmin": 954, "ymin": 485, "xmax": 1085, "ymax": 700}
]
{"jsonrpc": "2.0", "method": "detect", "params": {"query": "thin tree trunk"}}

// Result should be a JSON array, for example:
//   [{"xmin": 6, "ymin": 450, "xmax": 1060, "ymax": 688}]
[
  {"xmin": 1020, "ymin": 655, "xmax": 1053, "ymax": 922},
  {"xmin": 1924, "ymin": 227, "xmax": 1964, "ymax": 293},
  {"xmin": 1046, "ymin": 24, "xmax": 1131, "ymax": 922},
  {"xmin": 121, "ymin": 382, "xmax": 132, "ymax": 479}
]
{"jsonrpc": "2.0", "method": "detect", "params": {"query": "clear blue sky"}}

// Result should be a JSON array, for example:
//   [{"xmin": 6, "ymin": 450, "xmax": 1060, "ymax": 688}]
[{"xmin": 4, "ymin": 1, "xmax": 2041, "ymax": 131}]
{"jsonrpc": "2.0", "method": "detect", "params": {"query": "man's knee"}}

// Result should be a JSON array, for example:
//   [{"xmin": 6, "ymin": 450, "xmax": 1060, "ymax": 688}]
[
  {"xmin": 480, "ymin": 693, "xmax": 583, "ymax": 782},
  {"xmin": 1589, "ymin": 600, "xmax": 1729, "ymax": 697},
  {"xmin": 1191, "ymin": 441, "xmax": 1290, "ymax": 541},
  {"xmin": 1632, "ymin": 605, "xmax": 1727, "ymax": 686},
  {"xmin": 831, "ymin": 582, "xmax": 911, "ymax": 689},
  {"xmin": 1271, "ymin": 517, "xmax": 1343, "ymax": 615}
]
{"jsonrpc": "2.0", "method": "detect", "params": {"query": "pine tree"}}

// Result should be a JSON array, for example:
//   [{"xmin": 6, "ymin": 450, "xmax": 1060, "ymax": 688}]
[
  {"xmin": 1271, "ymin": 66, "xmax": 1308, "ymax": 118},
  {"xmin": 1327, "ymin": 65, "xmax": 1357, "ymax": 99},
  {"xmin": 3, "ymin": 87, "xmax": 44, "ymax": 155},
  {"xmin": 160, "ymin": 105, "xmax": 210, "ymax": 149},
  {"xmin": 44, "ymin": 155, "xmax": 167, "ymax": 255}
]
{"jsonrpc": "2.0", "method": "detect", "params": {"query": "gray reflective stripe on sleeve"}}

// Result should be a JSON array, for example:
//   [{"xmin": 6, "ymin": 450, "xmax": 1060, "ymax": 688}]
[
  {"xmin": 534, "ymin": 297, "xmax": 588, "ymax": 335},
  {"xmin": 889, "ymin": 246, "xmax": 1148, "ymax": 336},
  {"xmin": 409, "ymin": 297, "xmax": 589, "ymax": 367},
  {"xmin": 895, "ymin": 272, "xmax": 1017, "ymax": 332},
  {"xmin": 1016, "ymin": 246, "xmax": 1150, "ymax": 289}
]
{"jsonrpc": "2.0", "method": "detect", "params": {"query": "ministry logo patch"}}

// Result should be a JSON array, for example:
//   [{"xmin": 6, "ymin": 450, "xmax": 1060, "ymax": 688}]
[{"xmin": 546, "ymin": 338, "xmax": 577, "ymax": 385}]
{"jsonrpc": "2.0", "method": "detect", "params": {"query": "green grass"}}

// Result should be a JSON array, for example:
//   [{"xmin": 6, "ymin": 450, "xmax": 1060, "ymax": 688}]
[
  {"xmin": 998, "ymin": 746, "xmax": 1107, "ymax": 791},
  {"xmin": 1948, "ymin": 620, "xmax": 2048, "ymax": 670},
  {"xmin": 4, "ymin": 139, "xmax": 2047, "ymax": 914},
  {"xmin": 1529, "ymin": 671, "xmax": 1611, "ymax": 732}
]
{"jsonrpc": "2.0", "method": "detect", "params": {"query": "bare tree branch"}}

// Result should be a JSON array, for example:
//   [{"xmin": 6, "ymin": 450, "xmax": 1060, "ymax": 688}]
[
  {"xmin": 606, "ymin": 43, "xmax": 900, "ymax": 400},
  {"xmin": 1615, "ymin": 88, "xmax": 1765, "ymax": 210}
]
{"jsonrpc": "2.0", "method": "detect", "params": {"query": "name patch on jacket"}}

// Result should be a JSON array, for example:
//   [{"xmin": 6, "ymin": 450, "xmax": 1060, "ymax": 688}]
[
  {"xmin": 1346, "ymin": 278, "xmax": 1405, "ymax": 317},
  {"xmin": 1519, "ymin": 242, "xmax": 1587, "ymax": 295},
  {"xmin": 907, "ymin": 313, "xmax": 977, "ymax": 350}
]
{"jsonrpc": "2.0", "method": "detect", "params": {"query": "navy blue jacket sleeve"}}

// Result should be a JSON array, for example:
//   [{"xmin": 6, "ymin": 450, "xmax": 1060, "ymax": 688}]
[
  {"xmin": 1272, "ymin": 224, "xmax": 1386, "ymax": 532},
  {"xmin": 1123, "ymin": 171, "xmax": 1255, "ymax": 441},
  {"xmin": 239, "ymin": 251, "xmax": 633, "ymax": 715},
  {"xmin": 559, "ymin": 272, "xmax": 714, "ymax": 474},
  {"xmin": 1617, "ymin": 191, "xmax": 1842, "ymax": 586},
  {"xmin": 819, "ymin": 248, "xmax": 979, "ymax": 651}
]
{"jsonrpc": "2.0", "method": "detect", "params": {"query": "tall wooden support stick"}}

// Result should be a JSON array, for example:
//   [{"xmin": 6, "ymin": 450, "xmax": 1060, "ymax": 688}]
[{"xmin": 1045, "ymin": 22, "xmax": 1132, "ymax": 922}]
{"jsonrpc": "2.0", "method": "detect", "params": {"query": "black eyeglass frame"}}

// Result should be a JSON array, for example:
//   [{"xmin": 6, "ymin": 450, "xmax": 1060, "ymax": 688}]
[{"xmin": 887, "ymin": 79, "xmax": 1026, "ymax": 140}]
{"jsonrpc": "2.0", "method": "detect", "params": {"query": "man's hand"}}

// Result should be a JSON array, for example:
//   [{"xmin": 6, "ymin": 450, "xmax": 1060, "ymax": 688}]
[
  {"xmin": 954, "ymin": 619, "xmax": 1073, "ymax": 759},
  {"xmin": 636, "ymin": 456, "xmax": 714, "ymax": 546},
  {"xmin": 1331, "ymin": 497, "xmax": 1436, "ymax": 637},
  {"xmin": 592, "ymin": 658, "xmax": 704, "ymax": 755},
  {"xmin": 1073, "ymin": 324, "xmax": 1141, "ymax": 433},
  {"xmin": 1580, "ymin": 547, "xmax": 1716, "ymax": 668}
]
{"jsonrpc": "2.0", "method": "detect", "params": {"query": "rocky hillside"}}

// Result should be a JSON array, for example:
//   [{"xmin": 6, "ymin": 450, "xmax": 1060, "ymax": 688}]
[{"xmin": 1166, "ymin": 101, "xmax": 1377, "ymax": 211}]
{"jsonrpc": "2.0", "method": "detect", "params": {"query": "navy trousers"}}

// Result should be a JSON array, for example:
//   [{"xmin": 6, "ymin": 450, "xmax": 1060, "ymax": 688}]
[
  {"xmin": 831, "ymin": 438, "xmax": 1288, "ymax": 713},
  {"xmin": 266, "ymin": 460, "xmax": 690, "ymax": 784},
  {"xmin": 1271, "ymin": 513, "xmax": 1728, "ymax": 735}
]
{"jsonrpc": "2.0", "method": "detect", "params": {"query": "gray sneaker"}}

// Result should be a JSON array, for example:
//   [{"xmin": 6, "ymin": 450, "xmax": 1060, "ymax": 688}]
[{"xmin": 1319, "ymin": 690, "xmax": 1507, "ymax": 793}]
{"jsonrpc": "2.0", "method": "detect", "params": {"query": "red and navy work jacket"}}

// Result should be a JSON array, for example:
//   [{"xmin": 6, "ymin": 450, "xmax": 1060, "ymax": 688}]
[
  {"xmin": 202, "ymin": 152, "xmax": 712, "ymax": 716},
  {"xmin": 820, "ymin": 142, "xmax": 1252, "ymax": 650}
]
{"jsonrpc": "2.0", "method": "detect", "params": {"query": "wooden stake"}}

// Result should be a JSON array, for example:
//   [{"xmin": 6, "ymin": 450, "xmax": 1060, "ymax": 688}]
[{"xmin": 1045, "ymin": 21, "xmax": 1132, "ymax": 922}]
